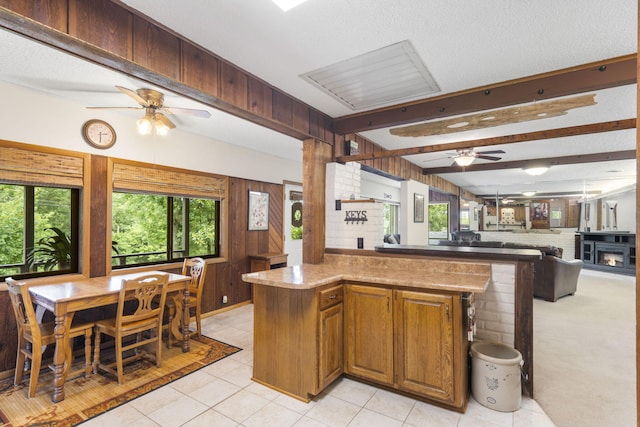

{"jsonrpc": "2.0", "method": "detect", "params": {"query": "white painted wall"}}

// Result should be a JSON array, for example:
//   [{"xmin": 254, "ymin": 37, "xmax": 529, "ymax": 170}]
[
  {"xmin": 579, "ymin": 189, "xmax": 636, "ymax": 232},
  {"xmin": 400, "ymin": 180, "xmax": 429, "ymax": 245},
  {"xmin": 1, "ymin": 82, "xmax": 302, "ymax": 184},
  {"xmin": 601, "ymin": 191, "xmax": 636, "ymax": 232},
  {"xmin": 360, "ymin": 170, "xmax": 401, "ymax": 203},
  {"xmin": 325, "ymin": 162, "xmax": 385, "ymax": 250},
  {"xmin": 474, "ymin": 263, "xmax": 516, "ymax": 346}
]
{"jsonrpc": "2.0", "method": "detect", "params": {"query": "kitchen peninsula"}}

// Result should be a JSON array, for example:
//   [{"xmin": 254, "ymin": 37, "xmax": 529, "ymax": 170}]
[{"xmin": 242, "ymin": 260, "xmax": 491, "ymax": 412}]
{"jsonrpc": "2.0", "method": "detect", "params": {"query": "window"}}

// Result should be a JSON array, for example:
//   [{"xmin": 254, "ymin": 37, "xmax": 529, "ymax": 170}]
[
  {"xmin": 384, "ymin": 203, "xmax": 399, "ymax": 235},
  {"xmin": 0, "ymin": 183, "xmax": 78, "ymax": 280},
  {"xmin": 428, "ymin": 203, "xmax": 449, "ymax": 240},
  {"xmin": 111, "ymin": 192, "xmax": 220, "ymax": 268}
]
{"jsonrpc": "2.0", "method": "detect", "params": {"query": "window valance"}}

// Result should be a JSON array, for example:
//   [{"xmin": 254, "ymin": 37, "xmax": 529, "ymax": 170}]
[
  {"xmin": 112, "ymin": 162, "xmax": 227, "ymax": 199},
  {"xmin": 0, "ymin": 145, "xmax": 84, "ymax": 188}
]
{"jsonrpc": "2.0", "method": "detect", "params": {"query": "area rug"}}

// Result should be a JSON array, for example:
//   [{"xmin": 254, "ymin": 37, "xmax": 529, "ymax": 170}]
[{"xmin": 0, "ymin": 335, "xmax": 241, "ymax": 427}]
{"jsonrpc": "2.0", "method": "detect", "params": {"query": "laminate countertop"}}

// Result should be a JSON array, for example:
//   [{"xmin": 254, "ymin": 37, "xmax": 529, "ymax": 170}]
[{"xmin": 242, "ymin": 263, "xmax": 490, "ymax": 294}]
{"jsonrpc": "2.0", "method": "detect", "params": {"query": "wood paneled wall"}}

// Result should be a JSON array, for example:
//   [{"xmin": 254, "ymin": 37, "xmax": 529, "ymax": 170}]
[
  {"xmin": 217, "ymin": 177, "xmax": 284, "ymax": 311},
  {"xmin": 343, "ymin": 133, "xmax": 463, "ymax": 196}
]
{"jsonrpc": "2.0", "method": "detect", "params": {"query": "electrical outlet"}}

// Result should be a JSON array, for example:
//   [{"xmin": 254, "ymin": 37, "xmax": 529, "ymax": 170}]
[{"xmin": 222, "ymin": 295, "xmax": 228, "ymax": 304}]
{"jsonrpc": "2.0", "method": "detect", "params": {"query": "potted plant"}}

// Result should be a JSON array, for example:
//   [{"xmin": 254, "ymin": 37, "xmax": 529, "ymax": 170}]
[{"xmin": 27, "ymin": 227, "xmax": 72, "ymax": 271}]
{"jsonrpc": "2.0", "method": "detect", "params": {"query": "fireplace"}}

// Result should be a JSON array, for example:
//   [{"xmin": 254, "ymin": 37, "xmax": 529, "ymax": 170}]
[
  {"xmin": 580, "ymin": 232, "xmax": 636, "ymax": 275},
  {"xmin": 596, "ymin": 244, "xmax": 626, "ymax": 268}
]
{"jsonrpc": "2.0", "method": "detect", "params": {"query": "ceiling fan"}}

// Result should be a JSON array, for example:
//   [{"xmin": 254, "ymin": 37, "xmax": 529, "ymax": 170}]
[
  {"xmin": 87, "ymin": 86, "xmax": 211, "ymax": 135},
  {"xmin": 450, "ymin": 149, "xmax": 505, "ymax": 167}
]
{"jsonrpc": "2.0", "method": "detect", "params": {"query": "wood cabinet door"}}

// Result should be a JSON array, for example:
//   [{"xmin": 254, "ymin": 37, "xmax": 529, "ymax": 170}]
[
  {"xmin": 395, "ymin": 290, "xmax": 456, "ymax": 403},
  {"xmin": 344, "ymin": 284, "xmax": 394, "ymax": 384},
  {"xmin": 319, "ymin": 303, "xmax": 343, "ymax": 389}
]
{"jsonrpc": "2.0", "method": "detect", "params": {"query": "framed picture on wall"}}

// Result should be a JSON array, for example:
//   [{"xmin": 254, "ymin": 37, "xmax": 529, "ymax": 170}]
[
  {"xmin": 414, "ymin": 193, "xmax": 424, "ymax": 223},
  {"xmin": 248, "ymin": 190, "xmax": 269, "ymax": 230}
]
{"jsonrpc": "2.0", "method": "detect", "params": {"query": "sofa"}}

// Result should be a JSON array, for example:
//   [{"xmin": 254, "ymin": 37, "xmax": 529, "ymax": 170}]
[
  {"xmin": 438, "ymin": 237, "xmax": 584, "ymax": 302},
  {"xmin": 384, "ymin": 234, "xmax": 401, "ymax": 244}
]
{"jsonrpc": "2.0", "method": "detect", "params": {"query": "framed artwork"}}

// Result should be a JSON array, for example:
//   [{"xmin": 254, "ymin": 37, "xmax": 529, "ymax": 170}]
[
  {"xmin": 248, "ymin": 191, "xmax": 269, "ymax": 230},
  {"xmin": 414, "ymin": 193, "xmax": 425, "ymax": 223},
  {"xmin": 530, "ymin": 202, "xmax": 549, "ymax": 221}
]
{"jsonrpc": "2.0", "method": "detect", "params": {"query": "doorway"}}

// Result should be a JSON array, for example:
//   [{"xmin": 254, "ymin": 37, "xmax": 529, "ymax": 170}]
[{"xmin": 284, "ymin": 183, "xmax": 303, "ymax": 266}]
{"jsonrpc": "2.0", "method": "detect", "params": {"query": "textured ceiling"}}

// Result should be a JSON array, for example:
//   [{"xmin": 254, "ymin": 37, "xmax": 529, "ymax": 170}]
[{"xmin": 2, "ymin": 1, "xmax": 638, "ymax": 198}]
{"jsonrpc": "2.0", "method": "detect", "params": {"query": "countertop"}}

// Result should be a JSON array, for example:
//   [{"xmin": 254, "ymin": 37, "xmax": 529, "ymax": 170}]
[{"xmin": 242, "ymin": 263, "xmax": 489, "ymax": 293}]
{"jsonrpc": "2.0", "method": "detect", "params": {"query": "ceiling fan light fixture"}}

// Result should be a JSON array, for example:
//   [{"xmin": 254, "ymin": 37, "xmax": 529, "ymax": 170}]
[
  {"xmin": 523, "ymin": 166, "xmax": 549, "ymax": 176},
  {"xmin": 454, "ymin": 154, "xmax": 475, "ymax": 167},
  {"xmin": 522, "ymin": 191, "xmax": 537, "ymax": 197},
  {"xmin": 155, "ymin": 120, "xmax": 170, "ymax": 136},
  {"xmin": 136, "ymin": 115, "xmax": 153, "ymax": 135}
]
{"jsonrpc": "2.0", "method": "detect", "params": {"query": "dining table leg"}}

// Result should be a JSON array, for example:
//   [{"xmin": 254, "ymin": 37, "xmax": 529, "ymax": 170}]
[{"xmin": 51, "ymin": 313, "xmax": 67, "ymax": 402}]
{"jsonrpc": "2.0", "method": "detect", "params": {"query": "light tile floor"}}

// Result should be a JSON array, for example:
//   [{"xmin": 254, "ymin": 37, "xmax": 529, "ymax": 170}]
[{"xmin": 83, "ymin": 304, "xmax": 556, "ymax": 427}]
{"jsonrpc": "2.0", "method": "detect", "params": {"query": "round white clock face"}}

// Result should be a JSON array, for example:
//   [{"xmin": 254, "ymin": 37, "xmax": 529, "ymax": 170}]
[{"xmin": 82, "ymin": 119, "xmax": 116, "ymax": 149}]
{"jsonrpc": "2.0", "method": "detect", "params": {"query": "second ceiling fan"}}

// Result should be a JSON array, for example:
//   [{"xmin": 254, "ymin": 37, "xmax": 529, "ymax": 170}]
[{"xmin": 451, "ymin": 149, "xmax": 505, "ymax": 167}]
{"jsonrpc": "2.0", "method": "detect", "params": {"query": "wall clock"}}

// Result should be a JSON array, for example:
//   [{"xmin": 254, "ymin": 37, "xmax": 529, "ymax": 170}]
[{"xmin": 82, "ymin": 119, "xmax": 116, "ymax": 149}]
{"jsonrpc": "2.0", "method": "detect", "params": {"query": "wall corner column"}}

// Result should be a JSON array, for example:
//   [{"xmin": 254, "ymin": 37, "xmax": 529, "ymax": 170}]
[{"xmin": 302, "ymin": 138, "xmax": 332, "ymax": 264}]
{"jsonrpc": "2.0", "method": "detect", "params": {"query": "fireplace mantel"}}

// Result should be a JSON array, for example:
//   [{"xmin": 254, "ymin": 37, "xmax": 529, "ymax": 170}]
[{"xmin": 580, "ymin": 232, "xmax": 636, "ymax": 275}]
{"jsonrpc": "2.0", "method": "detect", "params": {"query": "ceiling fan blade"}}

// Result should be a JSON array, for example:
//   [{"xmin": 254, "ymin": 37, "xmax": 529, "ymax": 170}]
[
  {"xmin": 476, "ymin": 155, "xmax": 502, "ymax": 161},
  {"xmin": 86, "ymin": 106, "xmax": 142, "ymax": 111},
  {"xmin": 476, "ymin": 150, "xmax": 505, "ymax": 155},
  {"xmin": 116, "ymin": 85, "xmax": 149, "ymax": 107},
  {"xmin": 161, "ymin": 106, "xmax": 211, "ymax": 118},
  {"xmin": 421, "ymin": 155, "xmax": 452, "ymax": 164},
  {"xmin": 156, "ymin": 112, "xmax": 177, "ymax": 129}
]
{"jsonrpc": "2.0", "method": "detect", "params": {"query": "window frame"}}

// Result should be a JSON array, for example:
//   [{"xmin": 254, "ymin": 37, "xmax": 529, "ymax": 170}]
[
  {"xmin": 0, "ymin": 183, "xmax": 80, "ymax": 281},
  {"xmin": 111, "ymin": 192, "xmax": 221, "ymax": 269}
]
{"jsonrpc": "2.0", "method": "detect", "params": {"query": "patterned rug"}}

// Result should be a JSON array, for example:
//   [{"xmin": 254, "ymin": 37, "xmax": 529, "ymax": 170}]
[{"xmin": 0, "ymin": 336, "xmax": 241, "ymax": 427}]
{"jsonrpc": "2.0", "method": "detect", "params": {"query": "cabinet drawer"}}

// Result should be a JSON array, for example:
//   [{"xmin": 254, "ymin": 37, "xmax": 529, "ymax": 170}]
[{"xmin": 319, "ymin": 285, "xmax": 343, "ymax": 310}]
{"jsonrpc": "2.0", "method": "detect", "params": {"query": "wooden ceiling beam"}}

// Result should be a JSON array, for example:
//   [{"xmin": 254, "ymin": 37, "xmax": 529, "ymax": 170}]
[
  {"xmin": 335, "ymin": 119, "xmax": 636, "ymax": 163},
  {"xmin": 422, "ymin": 150, "xmax": 637, "ymax": 175},
  {"xmin": 333, "ymin": 55, "xmax": 637, "ymax": 134}
]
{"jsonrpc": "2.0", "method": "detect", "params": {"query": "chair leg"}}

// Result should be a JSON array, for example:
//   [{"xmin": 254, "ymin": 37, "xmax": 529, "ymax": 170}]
[
  {"xmin": 83, "ymin": 329, "xmax": 93, "ymax": 377},
  {"xmin": 155, "ymin": 327, "xmax": 162, "ymax": 368},
  {"xmin": 167, "ymin": 302, "xmax": 175, "ymax": 349},
  {"xmin": 195, "ymin": 306, "xmax": 202, "ymax": 338},
  {"xmin": 63, "ymin": 340, "xmax": 73, "ymax": 379},
  {"xmin": 115, "ymin": 336, "xmax": 124, "ymax": 385},
  {"xmin": 93, "ymin": 331, "xmax": 102, "ymax": 374},
  {"xmin": 28, "ymin": 349, "xmax": 42, "ymax": 398},
  {"xmin": 14, "ymin": 342, "xmax": 26, "ymax": 386}
]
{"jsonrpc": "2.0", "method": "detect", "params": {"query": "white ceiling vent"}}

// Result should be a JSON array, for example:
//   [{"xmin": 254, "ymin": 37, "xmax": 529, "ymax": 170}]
[{"xmin": 301, "ymin": 40, "xmax": 440, "ymax": 111}]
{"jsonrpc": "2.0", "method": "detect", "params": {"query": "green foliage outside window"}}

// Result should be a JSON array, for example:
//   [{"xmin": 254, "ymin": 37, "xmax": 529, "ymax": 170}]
[
  {"xmin": 112, "ymin": 192, "xmax": 219, "ymax": 267},
  {"xmin": 291, "ymin": 201, "xmax": 302, "ymax": 240},
  {"xmin": 0, "ymin": 184, "xmax": 75, "ymax": 278},
  {"xmin": 428, "ymin": 203, "xmax": 449, "ymax": 237}
]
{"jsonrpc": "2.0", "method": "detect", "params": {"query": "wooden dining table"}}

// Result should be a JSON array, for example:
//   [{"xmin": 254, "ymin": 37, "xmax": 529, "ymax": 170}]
[{"xmin": 28, "ymin": 270, "xmax": 192, "ymax": 403}]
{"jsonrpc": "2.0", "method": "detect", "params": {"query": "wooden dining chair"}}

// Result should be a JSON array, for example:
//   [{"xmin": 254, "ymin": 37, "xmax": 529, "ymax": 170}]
[
  {"xmin": 166, "ymin": 257, "xmax": 206, "ymax": 348},
  {"xmin": 6, "ymin": 277, "xmax": 94, "ymax": 398},
  {"xmin": 93, "ymin": 273, "xmax": 168, "ymax": 384}
]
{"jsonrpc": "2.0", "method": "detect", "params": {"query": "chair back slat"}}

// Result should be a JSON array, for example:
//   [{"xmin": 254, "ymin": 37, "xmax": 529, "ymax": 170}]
[
  {"xmin": 117, "ymin": 273, "xmax": 168, "ymax": 327},
  {"xmin": 182, "ymin": 257, "xmax": 206, "ymax": 295},
  {"xmin": 6, "ymin": 278, "xmax": 40, "ymax": 341}
]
